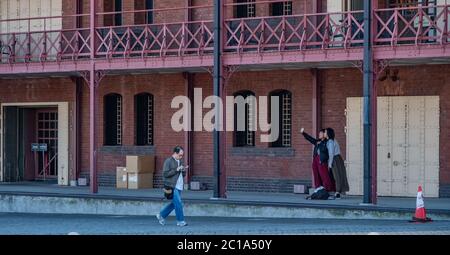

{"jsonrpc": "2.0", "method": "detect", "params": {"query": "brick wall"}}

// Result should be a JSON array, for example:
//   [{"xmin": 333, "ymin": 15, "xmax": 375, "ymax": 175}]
[
  {"xmin": 224, "ymin": 70, "xmax": 314, "ymax": 180},
  {"xmin": 154, "ymin": 0, "xmax": 186, "ymax": 23},
  {"xmin": 79, "ymin": 73, "xmax": 187, "ymax": 178},
  {"xmin": 2, "ymin": 65, "xmax": 450, "ymax": 196},
  {"xmin": 74, "ymin": 66, "xmax": 450, "ymax": 195},
  {"xmin": 0, "ymin": 77, "xmax": 77, "ymax": 180},
  {"xmin": 321, "ymin": 65, "xmax": 450, "ymax": 188}
]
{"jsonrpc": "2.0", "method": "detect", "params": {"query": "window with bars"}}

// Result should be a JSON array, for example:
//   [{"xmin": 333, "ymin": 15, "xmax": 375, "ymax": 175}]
[
  {"xmin": 135, "ymin": 93, "xmax": 154, "ymax": 146},
  {"xmin": 235, "ymin": 0, "xmax": 256, "ymax": 18},
  {"xmin": 269, "ymin": 90, "xmax": 292, "ymax": 148},
  {"xmin": 271, "ymin": 1, "xmax": 293, "ymax": 16},
  {"xmin": 104, "ymin": 93, "xmax": 123, "ymax": 146},
  {"xmin": 234, "ymin": 90, "xmax": 256, "ymax": 147}
]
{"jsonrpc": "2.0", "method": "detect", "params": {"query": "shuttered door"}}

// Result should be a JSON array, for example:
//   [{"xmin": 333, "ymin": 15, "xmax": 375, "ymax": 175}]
[
  {"xmin": 424, "ymin": 97, "xmax": 440, "ymax": 196},
  {"xmin": 390, "ymin": 97, "xmax": 409, "ymax": 196},
  {"xmin": 345, "ymin": 97, "xmax": 363, "ymax": 195},
  {"xmin": 377, "ymin": 97, "xmax": 394, "ymax": 196},
  {"xmin": 345, "ymin": 96, "xmax": 440, "ymax": 197}
]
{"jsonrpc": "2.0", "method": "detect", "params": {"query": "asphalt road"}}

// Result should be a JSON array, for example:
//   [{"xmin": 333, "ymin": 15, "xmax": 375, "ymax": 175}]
[{"xmin": 0, "ymin": 213, "xmax": 449, "ymax": 235}]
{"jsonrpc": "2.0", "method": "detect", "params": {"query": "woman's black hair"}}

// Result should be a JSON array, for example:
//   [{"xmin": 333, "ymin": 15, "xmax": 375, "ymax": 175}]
[
  {"xmin": 326, "ymin": 128, "xmax": 335, "ymax": 140},
  {"xmin": 173, "ymin": 146, "xmax": 184, "ymax": 154},
  {"xmin": 320, "ymin": 129, "xmax": 326, "ymax": 133}
]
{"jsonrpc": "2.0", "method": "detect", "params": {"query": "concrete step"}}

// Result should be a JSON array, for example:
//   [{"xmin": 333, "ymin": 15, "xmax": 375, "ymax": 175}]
[{"xmin": 1, "ymin": 194, "xmax": 449, "ymax": 221}]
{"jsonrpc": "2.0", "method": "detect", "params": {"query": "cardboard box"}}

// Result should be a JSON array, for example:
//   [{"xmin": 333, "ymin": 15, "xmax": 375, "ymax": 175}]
[
  {"xmin": 116, "ymin": 167, "xmax": 128, "ymax": 189},
  {"xmin": 190, "ymin": 181, "xmax": 201, "ymax": 191},
  {"xmin": 126, "ymin": 155, "xmax": 155, "ymax": 174},
  {"xmin": 128, "ymin": 173, "xmax": 154, "ymax": 189},
  {"xmin": 294, "ymin": 185, "xmax": 307, "ymax": 194},
  {"xmin": 78, "ymin": 178, "xmax": 88, "ymax": 186}
]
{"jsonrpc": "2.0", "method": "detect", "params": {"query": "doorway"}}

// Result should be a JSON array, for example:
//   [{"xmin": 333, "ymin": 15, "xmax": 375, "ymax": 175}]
[
  {"xmin": 346, "ymin": 96, "xmax": 440, "ymax": 197},
  {"xmin": 1, "ymin": 102, "xmax": 69, "ymax": 185}
]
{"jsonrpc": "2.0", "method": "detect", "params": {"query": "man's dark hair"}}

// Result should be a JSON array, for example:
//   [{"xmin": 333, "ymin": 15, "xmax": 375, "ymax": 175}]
[
  {"xmin": 173, "ymin": 146, "xmax": 184, "ymax": 154},
  {"xmin": 326, "ymin": 128, "xmax": 335, "ymax": 140},
  {"xmin": 320, "ymin": 129, "xmax": 326, "ymax": 133}
]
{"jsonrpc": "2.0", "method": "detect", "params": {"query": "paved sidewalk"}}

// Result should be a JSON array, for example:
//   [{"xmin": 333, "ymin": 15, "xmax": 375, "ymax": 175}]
[{"xmin": 1, "ymin": 182, "xmax": 449, "ymax": 213}]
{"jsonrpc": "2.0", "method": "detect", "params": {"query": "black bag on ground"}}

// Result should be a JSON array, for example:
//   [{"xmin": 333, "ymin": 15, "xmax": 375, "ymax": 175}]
[{"xmin": 307, "ymin": 187, "xmax": 330, "ymax": 200}]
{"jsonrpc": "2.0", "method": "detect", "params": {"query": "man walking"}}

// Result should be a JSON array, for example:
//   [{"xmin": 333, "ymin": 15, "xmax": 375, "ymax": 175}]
[{"xmin": 156, "ymin": 146, "xmax": 188, "ymax": 227}]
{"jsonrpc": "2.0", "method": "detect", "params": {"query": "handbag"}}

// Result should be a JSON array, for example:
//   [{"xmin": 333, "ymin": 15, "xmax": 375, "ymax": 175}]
[{"xmin": 163, "ymin": 186, "xmax": 174, "ymax": 200}]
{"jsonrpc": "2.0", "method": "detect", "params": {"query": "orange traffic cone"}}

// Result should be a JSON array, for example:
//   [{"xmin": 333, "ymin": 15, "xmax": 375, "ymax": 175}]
[{"xmin": 410, "ymin": 186, "xmax": 432, "ymax": 223}]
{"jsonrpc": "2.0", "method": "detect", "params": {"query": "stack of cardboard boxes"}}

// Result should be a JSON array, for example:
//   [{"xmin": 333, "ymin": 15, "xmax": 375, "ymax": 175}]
[{"xmin": 116, "ymin": 155, "xmax": 155, "ymax": 189}]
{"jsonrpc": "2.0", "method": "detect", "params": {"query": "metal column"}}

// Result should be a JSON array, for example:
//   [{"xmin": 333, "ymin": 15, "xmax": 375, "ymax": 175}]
[
  {"xmin": 213, "ymin": 0, "xmax": 226, "ymax": 198},
  {"xmin": 363, "ymin": 0, "xmax": 377, "ymax": 204},
  {"xmin": 89, "ymin": 0, "xmax": 98, "ymax": 193}
]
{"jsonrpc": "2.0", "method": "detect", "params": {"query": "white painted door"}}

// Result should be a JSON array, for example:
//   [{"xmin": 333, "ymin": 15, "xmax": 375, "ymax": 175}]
[
  {"xmin": 345, "ymin": 96, "xmax": 440, "ymax": 197},
  {"xmin": 390, "ymin": 97, "xmax": 409, "ymax": 196},
  {"xmin": 420, "ymin": 97, "xmax": 440, "ymax": 196},
  {"xmin": 377, "ymin": 97, "xmax": 393, "ymax": 196},
  {"xmin": 345, "ymin": 97, "xmax": 363, "ymax": 195}
]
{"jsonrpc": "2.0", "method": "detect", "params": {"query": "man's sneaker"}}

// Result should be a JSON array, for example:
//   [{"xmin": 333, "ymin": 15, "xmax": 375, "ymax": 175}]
[
  {"xmin": 156, "ymin": 214, "xmax": 165, "ymax": 226},
  {"xmin": 177, "ymin": 221, "xmax": 188, "ymax": 227},
  {"xmin": 335, "ymin": 193, "xmax": 341, "ymax": 199}
]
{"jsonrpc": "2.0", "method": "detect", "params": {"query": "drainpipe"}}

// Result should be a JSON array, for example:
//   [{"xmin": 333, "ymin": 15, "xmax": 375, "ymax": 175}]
[
  {"xmin": 363, "ymin": 0, "xmax": 375, "ymax": 204},
  {"xmin": 89, "ymin": 0, "xmax": 98, "ymax": 193},
  {"xmin": 184, "ymin": 72, "xmax": 194, "ymax": 184}
]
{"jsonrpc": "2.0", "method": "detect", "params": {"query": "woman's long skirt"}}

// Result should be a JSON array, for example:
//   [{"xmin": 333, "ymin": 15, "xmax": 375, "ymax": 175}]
[{"xmin": 331, "ymin": 155, "xmax": 350, "ymax": 194}]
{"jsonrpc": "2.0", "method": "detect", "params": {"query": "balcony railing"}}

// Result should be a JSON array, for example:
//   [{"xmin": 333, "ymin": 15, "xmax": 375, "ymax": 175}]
[
  {"xmin": 94, "ymin": 21, "xmax": 214, "ymax": 59},
  {"xmin": 375, "ymin": 5, "xmax": 450, "ymax": 46},
  {"xmin": 0, "ymin": 5, "xmax": 449, "ymax": 66},
  {"xmin": 224, "ymin": 11, "xmax": 364, "ymax": 53}
]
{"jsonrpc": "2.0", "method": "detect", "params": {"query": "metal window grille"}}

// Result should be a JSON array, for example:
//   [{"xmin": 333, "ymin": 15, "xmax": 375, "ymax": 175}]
[
  {"xmin": 147, "ymin": 95, "xmax": 154, "ymax": 145},
  {"xmin": 37, "ymin": 111, "xmax": 58, "ymax": 178},
  {"xmin": 116, "ymin": 95, "xmax": 122, "ymax": 145},
  {"xmin": 247, "ymin": 98, "xmax": 255, "ymax": 146},
  {"xmin": 282, "ymin": 93, "xmax": 292, "ymax": 147},
  {"xmin": 284, "ymin": 1, "xmax": 293, "ymax": 16},
  {"xmin": 248, "ymin": 0, "xmax": 256, "ymax": 17}
]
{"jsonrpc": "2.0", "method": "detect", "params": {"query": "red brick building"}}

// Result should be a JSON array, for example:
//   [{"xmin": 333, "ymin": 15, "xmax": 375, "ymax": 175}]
[{"xmin": 1, "ymin": 0, "xmax": 449, "ymax": 198}]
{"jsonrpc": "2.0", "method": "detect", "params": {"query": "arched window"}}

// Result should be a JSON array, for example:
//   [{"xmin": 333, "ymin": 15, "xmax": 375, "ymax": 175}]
[
  {"xmin": 104, "ymin": 93, "xmax": 122, "ymax": 146},
  {"xmin": 135, "ymin": 93, "xmax": 154, "ymax": 146},
  {"xmin": 269, "ymin": 90, "xmax": 292, "ymax": 147},
  {"xmin": 234, "ymin": 90, "xmax": 256, "ymax": 147}
]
